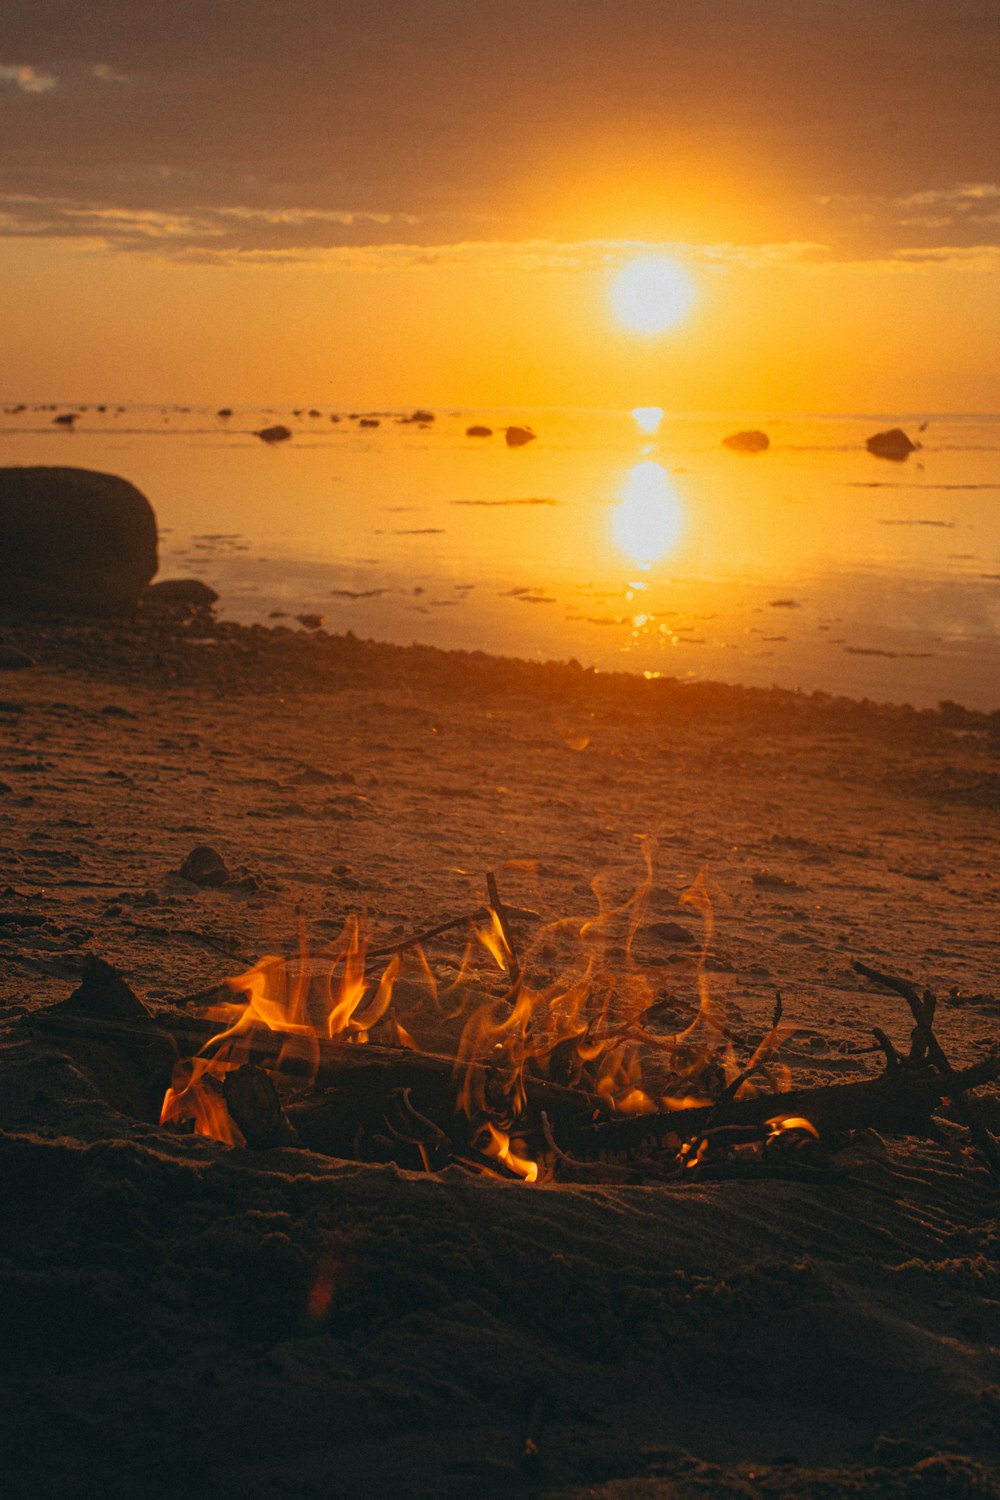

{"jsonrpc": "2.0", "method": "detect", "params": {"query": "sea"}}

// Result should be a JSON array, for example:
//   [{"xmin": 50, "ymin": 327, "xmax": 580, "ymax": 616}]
[{"xmin": 3, "ymin": 402, "xmax": 998, "ymax": 711}]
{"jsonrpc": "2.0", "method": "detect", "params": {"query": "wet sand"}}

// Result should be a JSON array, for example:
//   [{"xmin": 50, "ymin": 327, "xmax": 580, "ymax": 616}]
[{"xmin": 2, "ymin": 609, "xmax": 999, "ymax": 1498}]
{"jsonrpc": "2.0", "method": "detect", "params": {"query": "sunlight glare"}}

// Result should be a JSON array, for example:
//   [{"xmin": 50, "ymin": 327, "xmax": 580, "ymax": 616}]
[
  {"xmin": 631, "ymin": 406, "xmax": 664, "ymax": 435},
  {"xmin": 611, "ymin": 461, "xmax": 684, "ymax": 567},
  {"xmin": 610, "ymin": 256, "xmax": 695, "ymax": 335}
]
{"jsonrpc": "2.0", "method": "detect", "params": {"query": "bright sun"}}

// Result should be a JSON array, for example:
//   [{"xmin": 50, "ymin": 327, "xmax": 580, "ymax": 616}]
[{"xmin": 609, "ymin": 255, "xmax": 696, "ymax": 335}]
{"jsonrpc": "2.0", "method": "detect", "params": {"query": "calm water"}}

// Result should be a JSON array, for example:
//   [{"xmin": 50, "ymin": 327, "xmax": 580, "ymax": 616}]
[{"xmin": 2, "ymin": 403, "xmax": 999, "ymax": 710}]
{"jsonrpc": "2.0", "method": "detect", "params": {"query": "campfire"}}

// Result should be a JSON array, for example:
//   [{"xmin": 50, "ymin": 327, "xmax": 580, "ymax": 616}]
[{"xmin": 28, "ymin": 853, "xmax": 999, "ymax": 1189}]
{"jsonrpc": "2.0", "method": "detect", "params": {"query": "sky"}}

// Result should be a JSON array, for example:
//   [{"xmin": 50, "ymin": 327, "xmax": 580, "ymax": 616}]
[{"xmin": 1, "ymin": 0, "xmax": 998, "ymax": 410}]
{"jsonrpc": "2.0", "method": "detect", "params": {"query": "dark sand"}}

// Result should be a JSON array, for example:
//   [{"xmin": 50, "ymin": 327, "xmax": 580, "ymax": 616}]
[{"xmin": 2, "ymin": 609, "xmax": 999, "ymax": 1498}]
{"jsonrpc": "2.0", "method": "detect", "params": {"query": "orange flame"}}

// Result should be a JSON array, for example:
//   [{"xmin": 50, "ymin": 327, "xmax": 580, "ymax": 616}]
[
  {"xmin": 480, "ymin": 1122, "xmax": 539, "ymax": 1183},
  {"xmin": 161, "ymin": 852, "xmax": 792, "ymax": 1175}
]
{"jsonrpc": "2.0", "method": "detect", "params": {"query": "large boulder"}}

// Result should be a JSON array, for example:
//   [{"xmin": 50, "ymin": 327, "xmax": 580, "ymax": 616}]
[{"xmin": 0, "ymin": 466, "xmax": 158, "ymax": 615}]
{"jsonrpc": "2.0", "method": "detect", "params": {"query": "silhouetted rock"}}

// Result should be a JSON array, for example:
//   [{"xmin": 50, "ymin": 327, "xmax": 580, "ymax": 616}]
[
  {"xmin": 866, "ymin": 427, "xmax": 919, "ymax": 460},
  {"xmin": 466, "ymin": 425, "xmax": 493, "ymax": 438},
  {"xmin": 723, "ymin": 429, "xmax": 770, "ymax": 453},
  {"xmin": 359, "ymin": 417, "xmax": 380, "ymax": 428},
  {"xmin": 255, "ymin": 424, "xmax": 293, "ymax": 444},
  {"xmin": 144, "ymin": 578, "xmax": 219, "ymax": 610},
  {"xmin": 0, "ymin": 466, "xmax": 158, "ymax": 615},
  {"xmin": 177, "ymin": 845, "xmax": 230, "ymax": 887},
  {"xmin": 402, "ymin": 409, "xmax": 435, "ymax": 424},
  {"xmin": 52, "ymin": 412, "xmax": 77, "ymax": 426},
  {"xmin": 505, "ymin": 425, "xmax": 536, "ymax": 447},
  {"xmin": 216, "ymin": 407, "xmax": 233, "ymax": 418},
  {"xmin": 51, "ymin": 954, "xmax": 151, "ymax": 1021}
]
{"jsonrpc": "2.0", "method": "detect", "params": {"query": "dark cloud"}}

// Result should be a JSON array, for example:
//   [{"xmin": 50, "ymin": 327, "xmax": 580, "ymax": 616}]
[{"xmin": 1, "ymin": 1, "xmax": 997, "ymax": 257}]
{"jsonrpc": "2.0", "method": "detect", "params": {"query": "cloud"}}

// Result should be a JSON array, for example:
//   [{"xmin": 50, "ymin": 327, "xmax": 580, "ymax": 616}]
[
  {"xmin": 2, "ymin": 192, "xmax": 997, "ymax": 279},
  {"xmin": 814, "ymin": 182, "xmax": 1000, "ymax": 244},
  {"xmin": 0, "ymin": 63, "xmax": 58, "ymax": 94},
  {"xmin": 91, "ymin": 63, "xmax": 130, "ymax": 84}
]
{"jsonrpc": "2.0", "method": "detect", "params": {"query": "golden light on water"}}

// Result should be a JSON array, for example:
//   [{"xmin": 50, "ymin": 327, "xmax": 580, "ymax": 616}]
[
  {"xmin": 611, "ymin": 461, "xmax": 684, "ymax": 567},
  {"xmin": 631, "ymin": 406, "xmax": 665, "ymax": 435},
  {"xmin": 610, "ymin": 256, "xmax": 696, "ymax": 335}
]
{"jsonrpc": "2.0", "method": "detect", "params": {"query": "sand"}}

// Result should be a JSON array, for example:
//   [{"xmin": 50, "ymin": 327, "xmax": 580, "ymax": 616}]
[{"xmin": 2, "ymin": 607, "xmax": 999, "ymax": 1499}]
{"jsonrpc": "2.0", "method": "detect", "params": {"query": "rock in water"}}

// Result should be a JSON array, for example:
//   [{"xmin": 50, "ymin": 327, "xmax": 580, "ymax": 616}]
[
  {"xmin": 0, "ymin": 466, "xmax": 158, "ymax": 615},
  {"xmin": 466, "ymin": 425, "xmax": 493, "ymax": 437},
  {"xmin": 866, "ymin": 427, "xmax": 919, "ymax": 460},
  {"xmin": 505, "ymin": 425, "xmax": 536, "ymax": 447},
  {"xmin": 722, "ymin": 429, "xmax": 770, "ymax": 453},
  {"xmin": 255, "ymin": 424, "xmax": 293, "ymax": 443}
]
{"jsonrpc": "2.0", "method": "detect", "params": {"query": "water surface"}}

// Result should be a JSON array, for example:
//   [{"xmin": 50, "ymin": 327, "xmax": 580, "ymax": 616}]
[{"xmin": 3, "ymin": 403, "xmax": 998, "ymax": 709}]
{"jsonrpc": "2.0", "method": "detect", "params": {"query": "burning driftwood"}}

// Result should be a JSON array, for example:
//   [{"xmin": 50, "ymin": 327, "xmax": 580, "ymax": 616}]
[{"xmin": 22, "ymin": 873, "xmax": 1000, "ymax": 1186}]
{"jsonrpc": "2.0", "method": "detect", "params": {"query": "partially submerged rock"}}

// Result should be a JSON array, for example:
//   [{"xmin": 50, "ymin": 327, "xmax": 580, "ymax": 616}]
[
  {"xmin": 255, "ymin": 424, "xmax": 292, "ymax": 444},
  {"xmin": 866, "ymin": 427, "xmax": 919, "ymax": 460},
  {"xmin": 723, "ymin": 429, "xmax": 770, "ymax": 454},
  {"xmin": 466, "ymin": 425, "xmax": 493, "ymax": 438},
  {"xmin": 0, "ymin": 466, "xmax": 158, "ymax": 615},
  {"xmin": 505, "ymin": 425, "xmax": 536, "ymax": 447}
]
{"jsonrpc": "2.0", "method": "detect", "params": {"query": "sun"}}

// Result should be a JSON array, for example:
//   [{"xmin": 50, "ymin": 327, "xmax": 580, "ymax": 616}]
[{"xmin": 609, "ymin": 255, "xmax": 696, "ymax": 335}]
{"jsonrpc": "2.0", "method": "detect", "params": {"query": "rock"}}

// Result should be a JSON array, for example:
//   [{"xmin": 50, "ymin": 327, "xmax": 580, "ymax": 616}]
[
  {"xmin": 0, "ymin": 466, "xmax": 158, "ymax": 615},
  {"xmin": 645, "ymin": 920, "xmax": 697, "ymax": 946},
  {"xmin": 255, "ymin": 424, "xmax": 293, "ymax": 444},
  {"xmin": 866, "ymin": 427, "xmax": 919, "ymax": 460},
  {"xmin": 358, "ymin": 417, "xmax": 380, "ymax": 428},
  {"xmin": 466, "ymin": 425, "xmax": 493, "ymax": 438},
  {"xmin": 51, "ymin": 954, "xmax": 151, "ymax": 1021},
  {"xmin": 722, "ymin": 429, "xmax": 770, "ymax": 453},
  {"xmin": 52, "ymin": 412, "xmax": 77, "ymax": 426},
  {"xmin": 177, "ymin": 845, "xmax": 230, "ymax": 887},
  {"xmin": 143, "ymin": 578, "xmax": 219, "ymax": 610},
  {"xmin": 216, "ymin": 407, "xmax": 233, "ymax": 418},
  {"xmin": 505, "ymin": 425, "xmax": 536, "ymax": 447},
  {"xmin": 402, "ymin": 409, "xmax": 435, "ymax": 424},
  {"xmin": 0, "ymin": 646, "xmax": 34, "ymax": 670}
]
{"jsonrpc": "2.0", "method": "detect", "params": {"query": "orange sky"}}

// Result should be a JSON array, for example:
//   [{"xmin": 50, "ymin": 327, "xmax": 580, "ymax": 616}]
[{"xmin": 1, "ymin": 1, "xmax": 998, "ymax": 411}]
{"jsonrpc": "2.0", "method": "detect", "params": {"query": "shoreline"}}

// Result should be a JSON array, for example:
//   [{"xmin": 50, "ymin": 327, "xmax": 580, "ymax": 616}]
[{"xmin": 3, "ymin": 605, "xmax": 999, "ymax": 727}]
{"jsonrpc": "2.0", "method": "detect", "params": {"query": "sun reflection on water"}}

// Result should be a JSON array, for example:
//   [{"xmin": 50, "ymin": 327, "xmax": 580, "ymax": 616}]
[
  {"xmin": 631, "ymin": 406, "xmax": 665, "ymax": 436},
  {"xmin": 611, "ymin": 461, "xmax": 684, "ymax": 567}
]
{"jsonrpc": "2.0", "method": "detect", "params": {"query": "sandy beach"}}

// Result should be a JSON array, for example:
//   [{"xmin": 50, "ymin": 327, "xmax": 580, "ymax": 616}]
[{"xmin": 2, "ymin": 606, "xmax": 998, "ymax": 1498}]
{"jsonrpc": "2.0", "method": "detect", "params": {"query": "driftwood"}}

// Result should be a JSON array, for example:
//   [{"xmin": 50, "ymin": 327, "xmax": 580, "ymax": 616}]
[
  {"xmin": 24, "ymin": 1002, "xmax": 1000, "ymax": 1141},
  {"xmin": 563, "ymin": 1055, "xmax": 1000, "ymax": 1160},
  {"xmin": 21, "ymin": 952, "xmax": 1000, "ymax": 1183}
]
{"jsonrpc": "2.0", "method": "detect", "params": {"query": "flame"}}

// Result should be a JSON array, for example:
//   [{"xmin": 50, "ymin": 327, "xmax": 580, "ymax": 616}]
[
  {"xmin": 160, "ymin": 1054, "xmax": 245, "ymax": 1146},
  {"xmin": 161, "ymin": 853, "xmax": 791, "ymax": 1178},
  {"xmin": 475, "ymin": 906, "xmax": 512, "ymax": 974},
  {"xmin": 480, "ymin": 1122, "xmax": 539, "ymax": 1183},
  {"xmin": 766, "ymin": 1114, "xmax": 820, "ymax": 1140}
]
